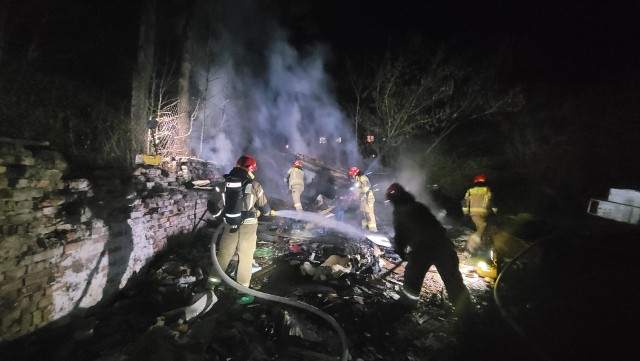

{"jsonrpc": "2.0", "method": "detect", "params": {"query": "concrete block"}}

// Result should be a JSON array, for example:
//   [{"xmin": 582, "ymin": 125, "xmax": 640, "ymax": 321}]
[
  {"xmin": 15, "ymin": 179, "xmax": 31, "ymax": 188},
  {"xmin": 8, "ymin": 189, "xmax": 31, "ymax": 201},
  {"xmin": 7, "ymin": 213, "xmax": 34, "ymax": 225},
  {"xmin": 32, "ymin": 309, "xmax": 43, "ymax": 327},
  {"xmin": 0, "ymin": 279, "xmax": 22, "ymax": 297},
  {"xmin": 23, "ymin": 269, "xmax": 52, "ymax": 286},
  {"xmin": 1, "ymin": 308, "xmax": 21, "ymax": 332},
  {"xmin": 4, "ymin": 265, "xmax": 27, "ymax": 280},
  {"xmin": 29, "ymin": 188, "xmax": 44, "ymax": 199},
  {"xmin": 20, "ymin": 312, "xmax": 33, "ymax": 332},
  {"xmin": 34, "ymin": 180, "xmax": 50, "ymax": 189},
  {"xmin": 32, "ymin": 246, "xmax": 63, "ymax": 263},
  {"xmin": 63, "ymin": 241, "xmax": 85, "ymax": 254},
  {"xmin": 37, "ymin": 297, "xmax": 52, "ymax": 309}
]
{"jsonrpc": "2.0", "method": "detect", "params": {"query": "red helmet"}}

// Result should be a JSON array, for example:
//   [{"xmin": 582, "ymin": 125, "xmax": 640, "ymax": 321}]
[
  {"xmin": 349, "ymin": 167, "xmax": 360, "ymax": 177},
  {"xmin": 293, "ymin": 160, "xmax": 302, "ymax": 167},
  {"xmin": 237, "ymin": 155, "xmax": 257, "ymax": 172},
  {"xmin": 385, "ymin": 182, "xmax": 405, "ymax": 201},
  {"xmin": 473, "ymin": 174, "xmax": 486, "ymax": 183}
]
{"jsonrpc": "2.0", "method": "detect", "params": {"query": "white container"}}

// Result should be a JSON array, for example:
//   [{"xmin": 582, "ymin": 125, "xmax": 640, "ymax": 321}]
[
  {"xmin": 587, "ymin": 197, "xmax": 640, "ymax": 225},
  {"xmin": 608, "ymin": 189, "xmax": 640, "ymax": 207}
]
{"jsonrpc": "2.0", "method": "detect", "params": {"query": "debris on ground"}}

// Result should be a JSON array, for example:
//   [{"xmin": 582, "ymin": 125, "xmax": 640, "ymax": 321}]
[{"xmin": 3, "ymin": 206, "xmax": 634, "ymax": 361}]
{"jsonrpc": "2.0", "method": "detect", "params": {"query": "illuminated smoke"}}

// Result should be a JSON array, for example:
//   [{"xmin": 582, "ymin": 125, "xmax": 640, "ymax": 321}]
[
  {"xmin": 191, "ymin": 1, "xmax": 360, "ymax": 199},
  {"xmin": 372, "ymin": 152, "xmax": 444, "ymax": 225}
]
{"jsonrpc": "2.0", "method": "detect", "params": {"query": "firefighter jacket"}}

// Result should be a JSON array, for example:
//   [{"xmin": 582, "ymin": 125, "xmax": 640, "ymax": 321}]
[
  {"xmin": 390, "ymin": 190, "xmax": 453, "ymax": 258},
  {"xmin": 226, "ymin": 167, "xmax": 270, "ymax": 225},
  {"xmin": 388, "ymin": 188, "xmax": 471, "ymax": 312},
  {"xmin": 354, "ymin": 174, "xmax": 375, "ymax": 206},
  {"xmin": 462, "ymin": 186, "xmax": 493, "ymax": 216},
  {"xmin": 285, "ymin": 166, "xmax": 305, "ymax": 190}
]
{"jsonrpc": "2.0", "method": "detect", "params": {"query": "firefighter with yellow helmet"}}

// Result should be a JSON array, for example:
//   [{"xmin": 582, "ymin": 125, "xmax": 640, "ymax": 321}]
[
  {"xmin": 349, "ymin": 166, "xmax": 378, "ymax": 232},
  {"xmin": 462, "ymin": 174, "xmax": 497, "ymax": 252},
  {"xmin": 285, "ymin": 160, "xmax": 305, "ymax": 211}
]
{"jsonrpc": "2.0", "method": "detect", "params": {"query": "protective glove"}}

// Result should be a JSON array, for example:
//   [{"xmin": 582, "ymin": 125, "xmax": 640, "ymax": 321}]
[{"xmin": 256, "ymin": 210, "xmax": 276, "ymax": 217}]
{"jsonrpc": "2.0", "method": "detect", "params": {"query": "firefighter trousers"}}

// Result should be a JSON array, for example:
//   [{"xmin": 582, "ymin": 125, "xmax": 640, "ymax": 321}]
[
  {"xmin": 290, "ymin": 184, "xmax": 304, "ymax": 211},
  {"xmin": 470, "ymin": 214, "xmax": 488, "ymax": 240},
  {"xmin": 209, "ymin": 223, "xmax": 258, "ymax": 288},
  {"xmin": 360, "ymin": 195, "xmax": 377, "ymax": 232},
  {"xmin": 403, "ymin": 247, "xmax": 471, "ymax": 312}
]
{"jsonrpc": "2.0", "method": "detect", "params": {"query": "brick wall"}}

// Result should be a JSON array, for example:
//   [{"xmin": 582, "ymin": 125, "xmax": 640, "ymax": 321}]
[{"xmin": 0, "ymin": 139, "xmax": 217, "ymax": 341}]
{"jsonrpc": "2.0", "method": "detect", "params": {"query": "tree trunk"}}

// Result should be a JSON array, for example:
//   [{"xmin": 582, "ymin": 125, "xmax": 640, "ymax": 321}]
[
  {"xmin": 0, "ymin": 5, "xmax": 6, "ymax": 64},
  {"xmin": 131, "ymin": 0, "xmax": 157, "ymax": 155},
  {"xmin": 176, "ymin": 2, "xmax": 194, "ymax": 157}
]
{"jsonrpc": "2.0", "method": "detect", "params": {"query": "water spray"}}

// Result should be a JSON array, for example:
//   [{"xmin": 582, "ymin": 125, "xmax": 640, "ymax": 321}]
[
  {"xmin": 183, "ymin": 208, "xmax": 391, "ymax": 360},
  {"xmin": 273, "ymin": 210, "xmax": 392, "ymax": 247}
]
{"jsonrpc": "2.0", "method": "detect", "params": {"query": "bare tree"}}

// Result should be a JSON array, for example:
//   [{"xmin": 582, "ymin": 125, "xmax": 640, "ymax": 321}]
[
  {"xmin": 0, "ymin": 1, "xmax": 7, "ymax": 64},
  {"xmin": 175, "ymin": 0, "xmax": 195, "ymax": 157},
  {"xmin": 131, "ymin": 0, "xmax": 202, "ymax": 159},
  {"xmin": 131, "ymin": 0, "xmax": 157, "ymax": 155},
  {"xmin": 350, "ymin": 48, "xmax": 523, "ymax": 165}
]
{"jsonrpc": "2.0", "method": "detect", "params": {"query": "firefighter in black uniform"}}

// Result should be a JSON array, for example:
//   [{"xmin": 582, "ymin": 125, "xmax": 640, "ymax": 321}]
[{"xmin": 386, "ymin": 183, "xmax": 472, "ymax": 313}]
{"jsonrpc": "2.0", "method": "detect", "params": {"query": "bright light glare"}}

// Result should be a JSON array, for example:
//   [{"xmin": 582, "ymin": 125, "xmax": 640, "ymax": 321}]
[{"xmin": 366, "ymin": 235, "xmax": 392, "ymax": 248}]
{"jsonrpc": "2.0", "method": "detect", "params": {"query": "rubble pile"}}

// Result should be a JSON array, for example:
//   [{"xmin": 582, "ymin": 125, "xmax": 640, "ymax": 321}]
[
  {"xmin": 1, "ymin": 215, "xmax": 525, "ymax": 361},
  {"xmin": 4, "ymin": 151, "xmax": 635, "ymax": 361}
]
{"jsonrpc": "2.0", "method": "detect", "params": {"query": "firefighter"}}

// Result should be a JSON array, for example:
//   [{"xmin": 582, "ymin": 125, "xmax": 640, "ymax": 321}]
[
  {"xmin": 461, "ymin": 174, "xmax": 497, "ymax": 253},
  {"xmin": 284, "ymin": 160, "xmax": 305, "ymax": 211},
  {"xmin": 349, "ymin": 166, "xmax": 377, "ymax": 232},
  {"xmin": 386, "ymin": 183, "xmax": 471, "ymax": 313},
  {"xmin": 207, "ymin": 155, "xmax": 274, "ymax": 305}
]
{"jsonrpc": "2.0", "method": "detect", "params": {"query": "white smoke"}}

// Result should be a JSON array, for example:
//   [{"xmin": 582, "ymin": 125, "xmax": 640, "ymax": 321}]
[
  {"xmin": 394, "ymin": 156, "xmax": 430, "ymax": 204},
  {"xmin": 368, "ymin": 149, "xmax": 446, "ymax": 225},
  {"xmin": 191, "ymin": 1, "xmax": 360, "ymax": 199}
]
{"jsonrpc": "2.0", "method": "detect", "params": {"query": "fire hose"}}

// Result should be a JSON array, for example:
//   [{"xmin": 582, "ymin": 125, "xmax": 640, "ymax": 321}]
[{"xmin": 209, "ymin": 223, "xmax": 350, "ymax": 361}]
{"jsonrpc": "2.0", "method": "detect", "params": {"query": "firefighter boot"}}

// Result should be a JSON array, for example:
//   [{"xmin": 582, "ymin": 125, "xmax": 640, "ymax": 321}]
[{"xmin": 236, "ymin": 293, "xmax": 255, "ymax": 305}]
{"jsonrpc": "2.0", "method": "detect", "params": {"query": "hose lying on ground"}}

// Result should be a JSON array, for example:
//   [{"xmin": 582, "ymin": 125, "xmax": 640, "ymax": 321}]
[
  {"xmin": 210, "ymin": 224, "xmax": 350, "ymax": 361},
  {"xmin": 494, "ymin": 234, "xmax": 559, "ymax": 361}
]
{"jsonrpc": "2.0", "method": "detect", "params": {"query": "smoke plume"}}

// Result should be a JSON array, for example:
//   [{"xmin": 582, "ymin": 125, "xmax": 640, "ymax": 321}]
[{"xmin": 191, "ymin": 1, "xmax": 360, "ymax": 199}]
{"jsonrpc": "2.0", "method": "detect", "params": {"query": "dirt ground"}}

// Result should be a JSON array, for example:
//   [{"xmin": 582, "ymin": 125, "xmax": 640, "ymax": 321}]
[{"xmin": 1, "ymin": 214, "xmax": 637, "ymax": 361}]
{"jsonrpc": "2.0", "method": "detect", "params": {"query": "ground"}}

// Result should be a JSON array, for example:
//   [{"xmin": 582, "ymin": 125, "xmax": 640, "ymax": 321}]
[{"xmin": 1, "ymin": 211, "xmax": 637, "ymax": 361}]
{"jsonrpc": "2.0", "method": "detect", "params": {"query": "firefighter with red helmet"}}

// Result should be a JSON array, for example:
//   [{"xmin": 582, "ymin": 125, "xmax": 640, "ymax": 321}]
[
  {"xmin": 207, "ymin": 155, "xmax": 274, "ymax": 304},
  {"xmin": 462, "ymin": 174, "xmax": 497, "ymax": 252},
  {"xmin": 386, "ymin": 183, "xmax": 471, "ymax": 313},
  {"xmin": 284, "ymin": 160, "xmax": 305, "ymax": 211},
  {"xmin": 349, "ymin": 166, "xmax": 377, "ymax": 232}
]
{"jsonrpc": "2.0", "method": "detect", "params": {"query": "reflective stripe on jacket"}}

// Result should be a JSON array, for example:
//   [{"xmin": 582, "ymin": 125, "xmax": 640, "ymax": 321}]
[
  {"xmin": 242, "ymin": 179, "xmax": 269, "ymax": 224},
  {"xmin": 463, "ymin": 186, "xmax": 492, "ymax": 215},
  {"xmin": 356, "ymin": 175, "xmax": 372, "ymax": 199},
  {"xmin": 286, "ymin": 167, "xmax": 305, "ymax": 189}
]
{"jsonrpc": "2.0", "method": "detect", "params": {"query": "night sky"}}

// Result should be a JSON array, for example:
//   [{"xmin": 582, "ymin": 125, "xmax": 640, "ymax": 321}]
[
  {"xmin": 284, "ymin": 0, "xmax": 640, "ymax": 91},
  {"xmin": 2, "ymin": 0, "xmax": 639, "ymax": 191},
  {"xmin": 2, "ymin": 0, "xmax": 635, "ymax": 104},
  {"xmin": 6, "ymin": 0, "xmax": 638, "ymax": 94},
  {"xmin": 281, "ymin": 0, "xmax": 640, "ymax": 189}
]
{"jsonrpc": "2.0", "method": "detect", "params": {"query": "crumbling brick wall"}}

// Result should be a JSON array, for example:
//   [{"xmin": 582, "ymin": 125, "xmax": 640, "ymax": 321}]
[{"xmin": 0, "ymin": 139, "xmax": 211, "ymax": 341}]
